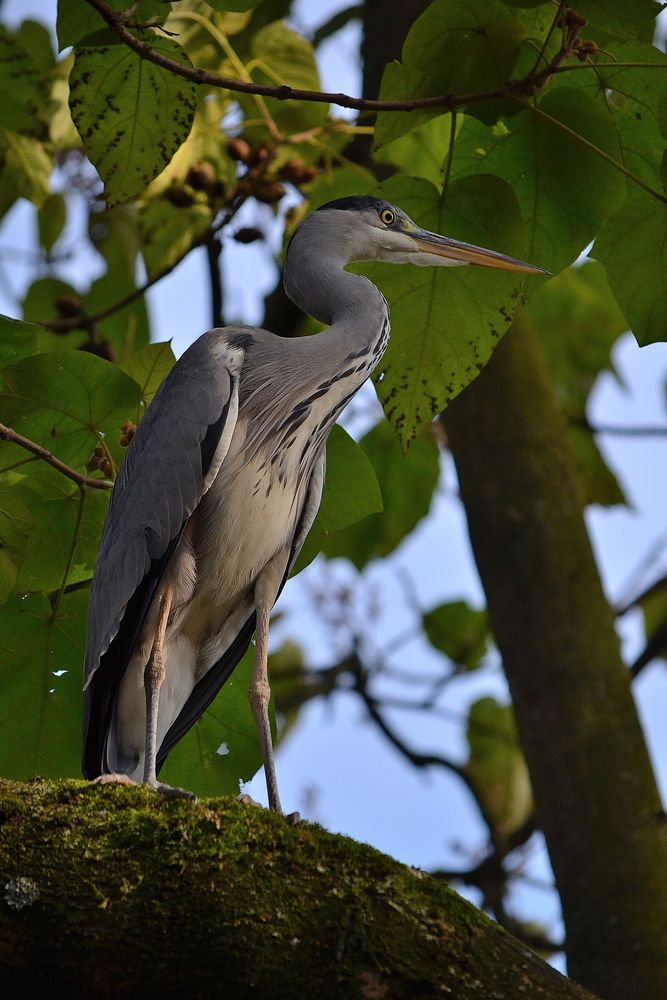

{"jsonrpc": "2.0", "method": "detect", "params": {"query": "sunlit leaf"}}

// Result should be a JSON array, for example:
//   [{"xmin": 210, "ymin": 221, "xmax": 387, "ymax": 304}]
[
  {"xmin": 292, "ymin": 424, "xmax": 383, "ymax": 573},
  {"xmin": 466, "ymin": 696, "xmax": 533, "ymax": 842},
  {"xmin": 594, "ymin": 194, "xmax": 667, "ymax": 346},
  {"xmin": 361, "ymin": 174, "xmax": 536, "ymax": 448},
  {"xmin": 0, "ymin": 128, "xmax": 52, "ymax": 213},
  {"xmin": 375, "ymin": 114, "xmax": 455, "ymax": 188},
  {"xmin": 423, "ymin": 600, "xmax": 489, "ymax": 670},
  {"xmin": 122, "ymin": 341, "xmax": 176, "ymax": 410},
  {"xmin": 0, "ymin": 590, "xmax": 87, "ymax": 779},
  {"xmin": 0, "ymin": 351, "xmax": 142, "ymax": 475},
  {"xmin": 69, "ymin": 32, "xmax": 197, "ymax": 205},
  {"xmin": 247, "ymin": 20, "xmax": 323, "ymax": 135},
  {"xmin": 0, "ymin": 315, "xmax": 48, "ymax": 368},
  {"xmin": 139, "ymin": 198, "xmax": 213, "ymax": 278},
  {"xmin": 320, "ymin": 420, "xmax": 439, "ymax": 569}
]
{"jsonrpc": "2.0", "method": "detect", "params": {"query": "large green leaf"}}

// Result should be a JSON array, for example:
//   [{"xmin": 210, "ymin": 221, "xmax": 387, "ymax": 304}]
[
  {"xmin": 0, "ymin": 590, "xmax": 87, "ymax": 779},
  {"xmin": 0, "ymin": 315, "xmax": 49, "ymax": 368},
  {"xmin": 0, "ymin": 128, "xmax": 52, "ymax": 215},
  {"xmin": 69, "ymin": 32, "xmax": 197, "ymax": 204},
  {"xmin": 374, "ymin": 0, "xmax": 552, "ymax": 145},
  {"xmin": 139, "ymin": 198, "xmax": 213, "ymax": 278},
  {"xmin": 361, "ymin": 174, "xmax": 537, "ymax": 448},
  {"xmin": 320, "ymin": 420, "xmax": 439, "ymax": 569},
  {"xmin": 576, "ymin": 0, "xmax": 658, "ymax": 45},
  {"xmin": 558, "ymin": 43, "xmax": 667, "ymax": 191},
  {"xmin": 160, "ymin": 647, "xmax": 266, "ymax": 797},
  {"xmin": 246, "ymin": 20, "xmax": 323, "ymax": 135},
  {"xmin": 122, "ymin": 341, "xmax": 176, "ymax": 409},
  {"xmin": 525, "ymin": 261, "xmax": 628, "ymax": 505},
  {"xmin": 593, "ymin": 194, "xmax": 667, "ymax": 347},
  {"xmin": 375, "ymin": 114, "xmax": 456, "ymax": 188},
  {"xmin": 0, "ymin": 351, "xmax": 142, "ymax": 475},
  {"xmin": 466, "ymin": 696, "xmax": 533, "ymax": 843},
  {"xmin": 423, "ymin": 600, "xmax": 489, "ymax": 671},
  {"xmin": 451, "ymin": 88, "xmax": 627, "ymax": 273},
  {"xmin": 292, "ymin": 424, "xmax": 383, "ymax": 573},
  {"xmin": 0, "ymin": 469, "xmax": 108, "ymax": 595}
]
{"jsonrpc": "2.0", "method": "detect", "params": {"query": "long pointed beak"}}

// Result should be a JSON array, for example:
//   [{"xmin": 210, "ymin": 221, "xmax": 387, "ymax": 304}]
[{"xmin": 410, "ymin": 229, "xmax": 549, "ymax": 275}]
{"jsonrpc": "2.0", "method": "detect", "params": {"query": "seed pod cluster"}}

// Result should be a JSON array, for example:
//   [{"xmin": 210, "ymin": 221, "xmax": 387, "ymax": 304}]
[
  {"xmin": 119, "ymin": 420, "xmax": 137, "ymax": 447},
  {"xmin": 87, "ymin": 444, "xmax": 113, "ymax": 477}
]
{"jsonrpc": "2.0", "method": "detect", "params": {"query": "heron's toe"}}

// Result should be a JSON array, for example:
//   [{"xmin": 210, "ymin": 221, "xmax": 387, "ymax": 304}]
[
  {"xmin": 151, "ymin": 780, "xmax": 196, "ymax": 801},
  {"xmin": 92, "ymin": 773, "xmax": 136, "ymax": 787}
]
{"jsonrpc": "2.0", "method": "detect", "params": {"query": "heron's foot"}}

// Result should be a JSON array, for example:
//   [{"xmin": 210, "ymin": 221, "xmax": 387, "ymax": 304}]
[
  {"xmin": 92, "ymin": 773, "xmax": 136, "ymax": 787},
  {"xmin": 147, "ymin": 778, "xmax": 196, "ymax": 801}
]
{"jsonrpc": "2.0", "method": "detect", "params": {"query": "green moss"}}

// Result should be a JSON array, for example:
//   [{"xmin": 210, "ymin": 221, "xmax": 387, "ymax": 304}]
[{"xmin": 0, "ymin": 779, "xmax": 595, "ymax": 1000}]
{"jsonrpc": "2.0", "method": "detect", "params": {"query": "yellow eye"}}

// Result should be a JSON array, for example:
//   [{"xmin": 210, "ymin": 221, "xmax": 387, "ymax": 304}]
[{"xmin": 380, "ymin": 208, "xmax": 395, "ymax": 226}]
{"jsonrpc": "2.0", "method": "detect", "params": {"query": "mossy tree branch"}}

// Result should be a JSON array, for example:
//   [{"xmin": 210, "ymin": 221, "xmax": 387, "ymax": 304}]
[{"xmin": 0, "ymin": 779, "xmax": 597, "ymax": 1000}]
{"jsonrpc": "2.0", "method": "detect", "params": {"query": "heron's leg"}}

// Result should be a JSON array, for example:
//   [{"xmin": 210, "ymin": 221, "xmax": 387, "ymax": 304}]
[
  {"xmin": 251, "ymin": 554, "xmax": 289, "ymax": 814},
  {"xmin": 143, "ymin": 589, "xmax": 195, "ymax": 800}
]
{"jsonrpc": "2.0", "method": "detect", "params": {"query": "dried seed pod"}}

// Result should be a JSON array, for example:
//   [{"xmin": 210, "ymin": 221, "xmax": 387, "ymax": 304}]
[
  {"xmin": 226, "ymin": 137, "xmax": 252, "ymax": 163},
  {"xmin": 187, "ymin": 160, "xmax": 217, "ymax": 194},
  {"xmin": 254, "ymin": 181, "xmax": 286, "ymax": 205},
  {"xmin": 166, "ymin": 183, "xmax": 195, "ymax": 207},
  {"xmin": 247, "ymin": 144, "xmax": 272, "ymax": 167},
  {"xmin": 55, "ymin": 294, "xmax": 83, "ymax": 318},
  {"xmin": 80, "ymin": 338, "xmax": 115, "ymax": 362}
]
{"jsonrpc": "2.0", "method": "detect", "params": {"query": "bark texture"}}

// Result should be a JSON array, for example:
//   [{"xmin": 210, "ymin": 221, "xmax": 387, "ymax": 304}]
[
  {"xmin": 0, "ymin": 779, "xmax": 598, "ymax": 1000},
  {"xmin": 446, "ymin": 313, "xmax": 667, "ymax": 1000}
]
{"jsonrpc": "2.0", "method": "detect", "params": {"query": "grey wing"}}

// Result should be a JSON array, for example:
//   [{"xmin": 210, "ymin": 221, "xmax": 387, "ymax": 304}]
[
  {"xmin": 82, "ymin": 330, "xmax": 242, "ymax": 777},
  {"xmin": 155, "ymin": 447, "xmax": 326, "ymax": 770}
]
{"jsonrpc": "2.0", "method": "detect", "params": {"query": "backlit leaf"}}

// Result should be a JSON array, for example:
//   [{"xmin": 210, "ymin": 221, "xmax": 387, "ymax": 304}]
[
  {"xmin": 423, "ymin": 600, "xmax": 489, "ymax": 670},
  {"xmin": 69, "ymin": 32, "xmax": 197, "ymax": 205}
]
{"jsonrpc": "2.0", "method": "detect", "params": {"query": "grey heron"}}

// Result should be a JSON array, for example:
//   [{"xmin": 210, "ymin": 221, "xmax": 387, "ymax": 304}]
[{"xmin": 83, "ymin": 195, "xmax": 545, "ymax": 810}]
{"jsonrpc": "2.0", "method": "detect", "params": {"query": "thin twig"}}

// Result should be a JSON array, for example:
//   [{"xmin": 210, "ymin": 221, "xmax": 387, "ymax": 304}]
[
  {"xmin": 0, "ymin": 422, "xmax": 113, "ymax": 491},
  {"xmin": 83, "ymin": 0, "xmax": 573, "ymax": 114}
]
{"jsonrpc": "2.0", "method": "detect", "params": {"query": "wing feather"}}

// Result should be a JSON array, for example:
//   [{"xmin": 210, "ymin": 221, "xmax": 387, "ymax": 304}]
[{"xmin": 82, "ymin": 331, "xmax": 242, "ymax": 777}]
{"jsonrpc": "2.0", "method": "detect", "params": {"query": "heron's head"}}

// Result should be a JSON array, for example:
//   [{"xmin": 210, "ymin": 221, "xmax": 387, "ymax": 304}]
[{"xmin": 309, "ymin": 195, "xmax": 546, "ymax": 275}]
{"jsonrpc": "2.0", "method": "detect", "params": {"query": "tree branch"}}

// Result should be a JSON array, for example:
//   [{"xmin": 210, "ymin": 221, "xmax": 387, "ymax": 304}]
[
  {"xmin": 83, "ymin": 0, "xmax": 572, "ymax": 114},
  {"xmin": 0, "ymin": 423, "xmax": 112, "ymax": 491}
]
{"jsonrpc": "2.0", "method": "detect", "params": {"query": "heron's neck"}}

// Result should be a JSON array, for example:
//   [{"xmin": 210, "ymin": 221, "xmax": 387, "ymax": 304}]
[{"xmin": 283, "ymin": 244, "xmax": 389, "ymax": 373}]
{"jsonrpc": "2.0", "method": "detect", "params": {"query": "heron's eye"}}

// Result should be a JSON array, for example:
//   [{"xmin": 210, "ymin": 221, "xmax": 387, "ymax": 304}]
[{"xmin": 379, "ymin": 208, "xmax": 395, "ymax": 226}]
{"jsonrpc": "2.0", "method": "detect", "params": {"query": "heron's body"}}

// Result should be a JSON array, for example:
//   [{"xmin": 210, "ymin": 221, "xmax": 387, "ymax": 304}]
[{"xmin": 83, "ymin": 195, "xmax": 543, "ymax": 804}]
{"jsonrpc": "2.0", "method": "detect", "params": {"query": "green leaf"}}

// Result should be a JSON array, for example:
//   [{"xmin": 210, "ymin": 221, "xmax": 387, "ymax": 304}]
[
  {"xmin": 0, "ymin": 549, "xmax": 17, "ymax": 606},
  {"xmin": 122, "ymin": 341, "xmax": 176, "ymax": 410},
  {"xmin": 139, "ymin": 198, "xmax": 213, "ymax": 278},
  {"xmin": 207, "ymin": 0, "xmax": 264, "ymax": 10},
  {"xmin": 525, "ymin": 261, "xmax": 628, "ymax": 505},
  {"xmin": 57, "ymin": 0, "xmax": 169, "ymax": 49},
  {"xmin": 375, "ymin": 0, "xmax": 542, "ymax": 145},
  {"xmin": 362, "ymin": 174, "xmax": 535, "ymax": 448},
  {"xmin": 0, "ymin": 25, "xmax": 52, "ymax": 138},
  {"xmin": 451, "ymin": 88, "xmax": 627, "ymax": 272},
  {"xmin": 247, "ymin": 20, "xmax": 323, "ymax": 135},
  {"xmin": 593, "ymin": 193, "xmax": 667, "ymax": 347},
  {"xmin": 37, "ymin": 193, "xmax": 67, "ymax": 253},
  {"xmin": 69, "ymin": 32, "xmax": 197, "ymax": 205},
  {"xmin": 0, "ymin": 315, "xmax": 46, "ymax": 367},
  {"xmin": 292, "ymin": 424, "xmax": 383, "ymax": 573},
  {"xmin": 375, "ymin": 114, "xmax": 455, "ymax": 188},
  {"xmin": 0, "ymin": 128, "xmax": 52, "ymax": 213},
  {"xmin": 89, "ymin": 204, "xmax": 142, "ymax": 283},
  {"xmin": 0, "ymin": 469, "xmax": 109, "ymax": 594},
  {"xmin": 575, "ymin": 0, "xmax": 658, "ymax": 45},
  {"xmin": 466, "ymin": 696, "xmax": 533, "ymax": 842},
  {"xmin": 0, "ymin": 351, "xmax": 142, "ymax": 475},
  {"xmin": 423, "ymin": 600, "xmax": 489, "ymax": 670},
  {"xmin": 0, "ymin": 590, "xmax": 87, "ymax": 779},
  {"xmin": 84, "ymin": 271, "xmax": 151, "ymax": 358},
  {"xmin": 160, "ymin": 647, "xmax": 266, "ymax": 797},
  {"xmin": 320, "ymin": 420, "xmax": 439, "ymax": 570},
  {"xmin": 559, "ymin": 42, "xmax": 667, "ymax": 191}
]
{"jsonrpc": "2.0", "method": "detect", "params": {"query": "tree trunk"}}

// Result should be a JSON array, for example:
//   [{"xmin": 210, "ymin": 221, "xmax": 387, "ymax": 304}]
[
  {"xmin": 445, "ymin": 313, "xmax": 667, "ymax": 1000},
  {"xmin": 0, "ymin": 779, "xmax": 598, "ymax": 1000}
]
